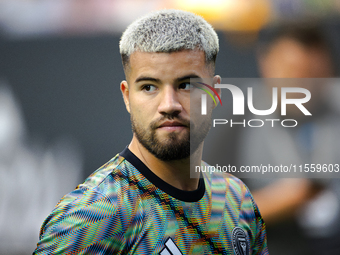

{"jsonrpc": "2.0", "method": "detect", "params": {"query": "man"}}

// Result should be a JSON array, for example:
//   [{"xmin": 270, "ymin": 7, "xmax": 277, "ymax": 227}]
[
  {"xmin": 246, "ymin": 23, "xmax": 334, "ymax": 223},
  {"xmin": 34, "ymin": 9, "xmax": 268, "ymax": 254},
  {"xmin": 235, "ymin": 23, "xmax": 340, "ymax": 255}
]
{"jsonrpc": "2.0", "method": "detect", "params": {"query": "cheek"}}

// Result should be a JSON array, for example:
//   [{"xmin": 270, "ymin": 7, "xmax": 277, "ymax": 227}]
[
  {"xmin": 130, "ymin": 99, "xmax": 156, "ymax": 123},
  {"xmin": 190, "ymin": 92, "xmax": 215, "ymax": 116},
  {"xmin": 182, "ymin": 99, "xmax": 191, "ymax": 114}
]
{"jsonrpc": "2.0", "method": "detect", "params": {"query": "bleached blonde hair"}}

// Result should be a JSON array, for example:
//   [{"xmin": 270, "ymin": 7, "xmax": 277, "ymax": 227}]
[{"xmin": 119, "ymin": 9, "xmax": 219, "ymax": 71}]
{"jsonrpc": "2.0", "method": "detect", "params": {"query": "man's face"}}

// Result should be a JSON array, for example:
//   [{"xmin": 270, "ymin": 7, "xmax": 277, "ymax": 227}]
[
  {"xmin": 259, "ymin": 38, "xmax": 333, "ymax": 78},
  {"xmin": 121, "ymin": 50, "xmax": 217, "ymax": 161}
]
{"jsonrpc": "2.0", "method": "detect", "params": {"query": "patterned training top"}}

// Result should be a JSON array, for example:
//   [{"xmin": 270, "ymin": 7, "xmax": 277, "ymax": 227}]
[{"xmin": 34, "ymin": 147, "xmax": 268, "ymax": 255}]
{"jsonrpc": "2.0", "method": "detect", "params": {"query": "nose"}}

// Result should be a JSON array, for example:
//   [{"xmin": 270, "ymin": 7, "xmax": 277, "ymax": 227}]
[{"xmin": 158, "ymin": 86, "xmax": 183, "ymax": 116}]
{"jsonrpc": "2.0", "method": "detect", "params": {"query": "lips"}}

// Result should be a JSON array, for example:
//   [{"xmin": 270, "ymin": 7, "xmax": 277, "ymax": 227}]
[
  {"xmin": 158, "ymin": 121, "xmax": 187, "ymax": 128},
  {"xmin": 156, "ymin": 120, "xmax": 189, "ymax": 132}
]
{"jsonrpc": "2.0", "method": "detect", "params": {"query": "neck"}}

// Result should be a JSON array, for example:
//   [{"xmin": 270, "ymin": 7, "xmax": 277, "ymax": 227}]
[{"xmin": 128, "ymin": 135, "xmax": 202, "ymax": 191}]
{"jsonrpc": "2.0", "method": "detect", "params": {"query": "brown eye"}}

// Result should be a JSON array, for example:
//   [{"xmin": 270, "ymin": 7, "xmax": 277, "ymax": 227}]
[
  {"xmin": 179, "ymin": 82, "xmax": 192, "ymax": 90},
  {"xmin": 142, "ymin": 85, "xmax": 156, "ymax": 92}
]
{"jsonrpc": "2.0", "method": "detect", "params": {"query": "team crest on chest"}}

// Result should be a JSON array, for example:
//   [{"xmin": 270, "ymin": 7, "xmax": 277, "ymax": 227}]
[{"xmin": 232, "ymin": 227, "xmax": 249, "ymax": 255}]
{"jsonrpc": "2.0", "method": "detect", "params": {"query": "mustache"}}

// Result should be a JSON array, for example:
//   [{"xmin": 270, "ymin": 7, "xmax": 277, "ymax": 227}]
[{"xmin": 150, "ymin": 115, "xmax": 191, "ymax": 130}]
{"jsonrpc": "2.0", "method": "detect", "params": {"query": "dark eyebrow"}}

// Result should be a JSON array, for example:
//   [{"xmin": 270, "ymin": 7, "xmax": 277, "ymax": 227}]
[
  {"xmin": 176, "ymin": 74, "xmax": 201, "ymax": 82},
  {"xmin": 135, "ymin": 76, "xmax": 161, "ymax": 83},
  {"xmin": 135, "ymin": 74, "xmax": 201, "ymax": 84}
]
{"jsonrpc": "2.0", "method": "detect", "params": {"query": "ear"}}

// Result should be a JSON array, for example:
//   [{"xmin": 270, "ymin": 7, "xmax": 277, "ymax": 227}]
[
  {"xmin": 120, "ymin": 80, "xmax": 130, "ymax": 113},
  {"xmin": 213, "ymin": 75, "xmax": 221, "ymax": 107}
]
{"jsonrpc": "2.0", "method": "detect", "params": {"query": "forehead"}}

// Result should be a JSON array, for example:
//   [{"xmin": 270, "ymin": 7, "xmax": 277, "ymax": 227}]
[{"xmin": 127, "ymin": 50, "xmax": 211, "ymax": 82}]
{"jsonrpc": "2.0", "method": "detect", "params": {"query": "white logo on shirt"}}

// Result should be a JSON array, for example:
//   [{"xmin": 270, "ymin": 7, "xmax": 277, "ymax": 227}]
[{"xmin": 159, "ymin": 237, "xmax": 183, "ymax": 255}]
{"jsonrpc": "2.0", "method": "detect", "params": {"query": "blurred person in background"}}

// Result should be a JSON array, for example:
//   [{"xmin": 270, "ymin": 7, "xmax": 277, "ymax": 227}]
[
  {"xmin": 0, "ymin": 81, "xmax": 82, "ymax": 254},
  {"xmin": 237, "ymin": 23, "xmax": 340, "ymax": 255}
]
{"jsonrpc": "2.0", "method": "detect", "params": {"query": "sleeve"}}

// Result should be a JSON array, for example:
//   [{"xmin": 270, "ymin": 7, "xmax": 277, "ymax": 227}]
[
  {"xmin": 33, "ymin": 187, "xmax": 125, "ymax": 255},
  {"xmin": 227, "ymin": 174, "xmax": 269, "ymax": 255},
  {"xmin": 250, "ymin": 196, "xmax": 269, "ymax": 255}
]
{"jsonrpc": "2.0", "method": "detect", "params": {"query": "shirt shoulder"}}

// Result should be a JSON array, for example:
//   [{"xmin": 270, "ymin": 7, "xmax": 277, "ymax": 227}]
[
  {"xmin": 34, "ymin": 153, "xmax": 145, "ymax": 254},
  {"xmin": 202, "ymin": 161, "xmax": 250, "ymax": 199},
  {"xmin": 202, "ymin": 163, "xmax": 262, "ymax": 219},
  {"xmin": 202, "ymin": 162, "xmax": 269, "ymax": 255}
]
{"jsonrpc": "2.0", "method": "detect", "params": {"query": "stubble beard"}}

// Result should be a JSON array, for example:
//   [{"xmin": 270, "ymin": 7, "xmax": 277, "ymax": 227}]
[{"xmin": 130, "ymin": 113, "xmax": 211, "ymax": 161}]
